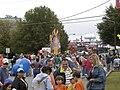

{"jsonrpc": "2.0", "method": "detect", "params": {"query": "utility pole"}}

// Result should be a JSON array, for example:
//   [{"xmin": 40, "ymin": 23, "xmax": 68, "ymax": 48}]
[{"xmin": 114, "ymin": 22, "xmax": 116, "ymax": 51}]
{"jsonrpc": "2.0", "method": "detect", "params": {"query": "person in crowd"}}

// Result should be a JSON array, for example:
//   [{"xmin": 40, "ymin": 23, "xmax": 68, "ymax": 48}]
[
  {"xmin": 86, "ymin": 47, "xmax": 94, "ymax": 74},
  {"xmin": 54, "ymin": 75, "xmax": 67, "ymax": 90},
  {"xmin": 31, "ymin": 56, "xmax": 42, "ymax": 78},
  {"xmin": 81, "ymin": 57, "xmax": 87, "ymax": 76},
  {"xmin": 67, "ymin": 77, "xmax": 75, "ymax": 90},
  {"xmin": 32, "ymin": 66, "xmax": 54, "ymax": 90},
  {"xmin": 76, "ymin": 55, "xmax": 82, "ymax": 66},
  {"xmin": 103, "ymin": 64, "xmax": 107, "ymax": 73},
  {"xmin": 12, "ymin": 68, "xmax": 28, "ymax": 90},
  {"xmin": 14, "ymin": 53, "xmax": 19, "ymax": 61},
  {"xmin": 113, "ymin": 54, "xmax": 120, "ymax": 71},
  {"xmin": 73, "ymin": 71, "xmax": 84, "ymax": 90},
  {"xmin": 71, "ymin": 56, "xmax": 81, "ymax": 73},
  {"xmin": 110, "ymin": 54, "xmax": 115, "ymax": 70},
  {"xmin": 54, "ymin": 58, "xmax": 73, "ymax": 86},
  {"xmin": 2, "ymin": 78, "xmax": 13, "ymax": 90},
  {"xmin": 11, "ymin": 56, "xmax": 16, "ymax": 68},
  {"xmin": 64, "ymin": 55, "xmax": 74, "ymax": 69},
  {"xmin": 54, "ymin": 55, "xmax": 61, "ymax": 69},
  {"xmin": 46, "ymin": 58, "xmax": 55, "ymax": 87},
  {"xmin": 106, "ymin": 54, "xmax": 111, "ymax": 72},
  {"xmin": 20, "ymin": 53, "xmax": 24, "ymax": 59},
  {"xmin": 86, "ymin": 54, "xmax": 106, "ymax": 90},
  {"xmin": 0, "ymin": 58, "xmax": 9, "ymax": 87},
  {"xmin": 0, "ymin": 54, "xmax": 3, "ymax": 67}
]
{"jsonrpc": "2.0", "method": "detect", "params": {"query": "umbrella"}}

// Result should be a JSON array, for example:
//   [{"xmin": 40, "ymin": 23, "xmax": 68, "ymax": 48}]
[
  {"xmin": 12, "ymin": 64, "xmax": 20, "ymax": 74},
  {"xmin": 16, "ymin": 58, "xmax": 22, "ymax": 64},
  {"xmin": 20, "ymin": 58, "xmax": 30, "ymax": 73}
]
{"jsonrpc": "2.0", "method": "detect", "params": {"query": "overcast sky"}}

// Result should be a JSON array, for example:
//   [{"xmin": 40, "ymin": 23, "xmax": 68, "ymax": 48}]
[{"xmin": 0, "ymin": 0, "xmax": 115, "ymax": 40}]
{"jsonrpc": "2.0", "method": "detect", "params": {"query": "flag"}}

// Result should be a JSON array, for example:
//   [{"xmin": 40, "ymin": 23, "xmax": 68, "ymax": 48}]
[{"xmin": 116, "ymin": 0, "xmax": 120, "ymax": 8}]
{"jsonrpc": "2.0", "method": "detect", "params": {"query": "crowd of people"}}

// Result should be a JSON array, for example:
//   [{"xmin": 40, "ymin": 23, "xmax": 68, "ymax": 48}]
[{"xmin": 1, "ymin": 47, "xmax": 120, "ymax": 90}]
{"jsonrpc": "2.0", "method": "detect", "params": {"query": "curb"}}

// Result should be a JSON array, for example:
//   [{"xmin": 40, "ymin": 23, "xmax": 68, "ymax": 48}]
[{"xmin": 106, "ymin": 70, "xmax": 112, "ymax": 77}]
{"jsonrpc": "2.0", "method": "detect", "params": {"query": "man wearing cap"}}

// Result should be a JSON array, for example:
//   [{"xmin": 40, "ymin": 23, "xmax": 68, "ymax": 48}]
[{"xmin": 0, "ymin": 58, "xmax": 9, "ymax": 87}]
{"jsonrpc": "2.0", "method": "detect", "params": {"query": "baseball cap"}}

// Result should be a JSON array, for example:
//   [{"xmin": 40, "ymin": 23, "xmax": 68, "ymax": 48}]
[
  {"xmin": 4, "ymin": 78, "xmax": 13, "ymax": 85},
  {"xmin": 2, "ymin": 58, "xmax": 9, "ymax": 64},
  {"xmin": 17, "ymin": 68, "xmax": 25, "ymax": 73}
]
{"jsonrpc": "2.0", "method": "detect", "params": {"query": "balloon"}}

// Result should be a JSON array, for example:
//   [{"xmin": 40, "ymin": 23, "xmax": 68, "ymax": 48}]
[
  {"xmin": 20, "ymin": 58, "xmax": 30, "ymax": 73},
  {"xmin": 12, "ymin": 64, "xmax": 20, "ymax": 74}
]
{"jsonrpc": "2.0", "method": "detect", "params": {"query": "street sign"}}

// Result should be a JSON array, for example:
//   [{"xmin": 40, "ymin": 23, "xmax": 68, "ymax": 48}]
[{"xmin": 6, "ymin": 48, "xmax": 10, "ymax": 53}]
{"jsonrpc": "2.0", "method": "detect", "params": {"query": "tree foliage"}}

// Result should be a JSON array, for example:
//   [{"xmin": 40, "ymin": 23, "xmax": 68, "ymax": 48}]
[
  {"xmin": 0, "ymin": 20, "xmax": 12, "ymax": 53},
  {"xmin": 97, "ymin": 5, "xmax": 120, "ymax": 46},
  {"xmin": 11, "ymin": 6, "xmax": 68, "ymax": 53}
]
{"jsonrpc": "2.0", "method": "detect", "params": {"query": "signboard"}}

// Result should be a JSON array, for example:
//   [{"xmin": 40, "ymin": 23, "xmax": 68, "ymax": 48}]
[{"xmin": 6, "ymin": 48, "xmax": 10, "ymax": 53}]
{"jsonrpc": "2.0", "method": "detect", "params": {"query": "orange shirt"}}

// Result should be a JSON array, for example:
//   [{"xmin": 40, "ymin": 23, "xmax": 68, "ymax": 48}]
[
  {"xmin": 54, "ymin": 84, "xmax": 67, "ymax": 90},
  {"xmin": 75, "ymin": 80, "xmax": 84, "ymax": 90}
]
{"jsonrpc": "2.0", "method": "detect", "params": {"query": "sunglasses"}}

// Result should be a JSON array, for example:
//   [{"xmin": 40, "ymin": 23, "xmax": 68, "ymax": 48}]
[{"xmin": 3, "ymin": 63, "xmax": 8, "ymax": 65}]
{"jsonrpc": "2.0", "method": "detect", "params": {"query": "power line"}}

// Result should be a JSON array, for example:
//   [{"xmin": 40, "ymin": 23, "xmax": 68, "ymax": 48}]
[
  {"xmin": 60, "ymin": 0, "xmax": 111, "ymax": 20},
  {"xmin": 2, "ymin": 12, "xmax": 120, "ymax": 26},
  {"xmin": 20, "ymin": 15, "xmax": 103, "ymax": 26},
  {"xmin": 0, "ymin": 19, "xmax": 102, "ymax": 28},
  {"xmin": 18, "ymin": 15, "xmax": 103, "ymax": 26},
  {"xmin": 20, "ymin": 14, "xmax": 104, "ymax": 25},
  {"xmin": 61, "ymin": 15, "xmax": 104, "ymax": 22},
  {"xmin": 62, "ymin": 19, "xmax": 102, "ymax": 24}
]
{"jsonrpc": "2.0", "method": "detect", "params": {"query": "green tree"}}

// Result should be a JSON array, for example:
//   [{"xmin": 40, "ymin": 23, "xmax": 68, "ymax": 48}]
[
  {"xmin": 12, "ymin": 6, "xmax": 68, "ymax": 53},
  {"xmin": 97, "ymin": 5, "xmax": 120, "ymax": 46},
  {"xmin": 60, "ymin": 28, "xmax": 69, "ymax": 53},
  {"xmin": 0, "ymin": 20, "xmax": 12, "ymax": 53}
]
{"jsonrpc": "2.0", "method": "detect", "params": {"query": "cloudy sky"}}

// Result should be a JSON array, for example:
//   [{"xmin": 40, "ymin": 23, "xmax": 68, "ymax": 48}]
[{"xmin": 0, "ymin": 0, "xmax": 115, "ymax": 40}]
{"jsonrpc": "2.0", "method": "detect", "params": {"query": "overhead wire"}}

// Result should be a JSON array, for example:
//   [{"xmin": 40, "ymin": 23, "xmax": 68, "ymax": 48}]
[
  {"xmin": 20, "ymin": 14, "xmax": 104, "ymax": 25},
  {"xmin": 18, "ymin": 12, "xmax": 120, "ymax": 25},
  {"xmin": 0, "ymin": 0, "xmax": 111, "ymax": 25},
  {"xmin": 2, "ymin": 12, "xmax": 120, "ymax": 26},
  {"xmin": 61, "ymin": 15, "xmax": 104, "ymax": 22},
  {"xmin": 0, "ymin": 14, "xmax": 105, "ymax": 27},
  {"xmin": 62, "ymin": 19, "xmax": 102, "ymax": 24},
  {"xmin": 60, "ymin": 0, "xmax": 111, "ymax": 20}
]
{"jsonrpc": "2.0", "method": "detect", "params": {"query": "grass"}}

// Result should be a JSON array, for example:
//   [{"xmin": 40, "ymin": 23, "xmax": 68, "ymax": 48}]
[{"xmin": 105, "ymin": 72, "xmax": 120, "ymax": 90}]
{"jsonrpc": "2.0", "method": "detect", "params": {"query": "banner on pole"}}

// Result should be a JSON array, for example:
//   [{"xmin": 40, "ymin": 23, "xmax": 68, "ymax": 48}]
[{"xmin": 116, "ymin": 0, "xmax": 120, "ymax": 8}]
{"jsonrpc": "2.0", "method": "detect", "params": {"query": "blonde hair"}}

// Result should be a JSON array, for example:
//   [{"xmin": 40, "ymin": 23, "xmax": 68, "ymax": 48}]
[{"xmin": 90, "ymin": 54, "xmax": 101, "ymax": 67}]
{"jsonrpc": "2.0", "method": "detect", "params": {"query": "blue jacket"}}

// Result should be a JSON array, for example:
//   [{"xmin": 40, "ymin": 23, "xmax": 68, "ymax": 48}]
[{"xmin": 87, "ymin": 66, "xmax": 106, "ymax": 90}]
